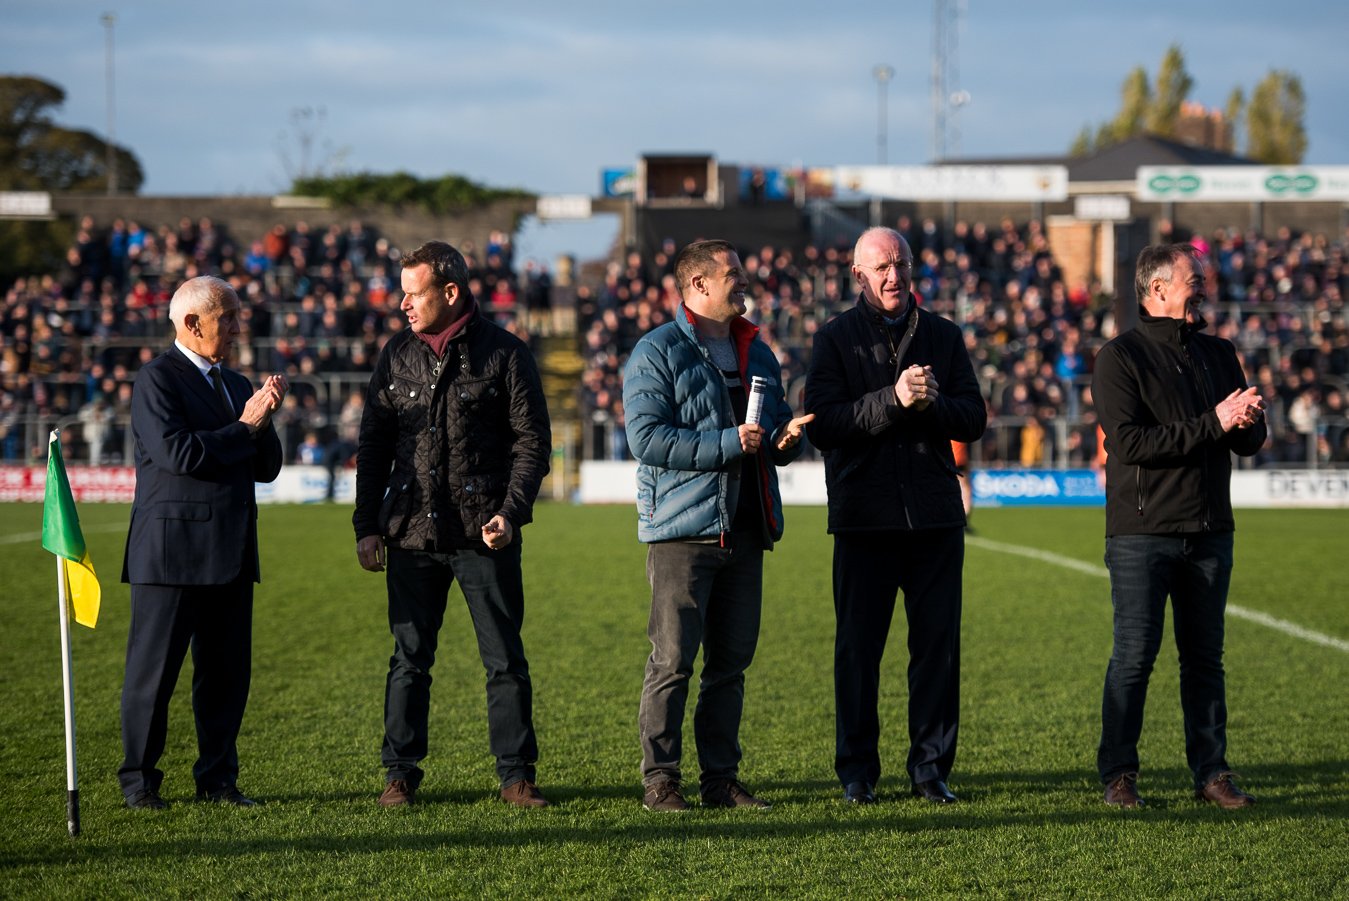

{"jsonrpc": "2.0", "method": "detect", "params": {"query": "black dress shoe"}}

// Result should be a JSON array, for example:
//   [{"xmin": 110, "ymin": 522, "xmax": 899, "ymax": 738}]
[
  {"xmin": 125, "ymin": 788, "xmax": 167, "ymax": 810},
  {"xmin": 843, "ymin": 781, "xmax": 877, "ymax": 804},
  {"xmin": 197, "ymin": 786, "xmax": 260, "ymax": 807},
  {"xmin": 912, "ymin": 779, "xmax": 958, "ymax": 804}
]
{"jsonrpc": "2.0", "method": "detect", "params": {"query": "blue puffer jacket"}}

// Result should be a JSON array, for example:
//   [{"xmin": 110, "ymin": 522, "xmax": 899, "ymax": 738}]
[{"xmin": 622, "ymin": 305, "xmax": 802, "ymax": 545}]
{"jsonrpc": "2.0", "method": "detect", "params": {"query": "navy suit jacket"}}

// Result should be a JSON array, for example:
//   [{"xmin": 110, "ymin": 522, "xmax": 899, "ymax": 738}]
[{"xmin": 121, "ymin": 346, "xmax": 283, "ymax": 586}]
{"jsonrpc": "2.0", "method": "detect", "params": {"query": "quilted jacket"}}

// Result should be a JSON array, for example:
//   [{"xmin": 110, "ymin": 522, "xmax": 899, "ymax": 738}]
[
  {"xmin": 622, "ymin": 304, "xmax": 801, "ymax": 545},
  {"xmin": 353, "ymin": 311, "xmax": 551, "ymax": 550}
]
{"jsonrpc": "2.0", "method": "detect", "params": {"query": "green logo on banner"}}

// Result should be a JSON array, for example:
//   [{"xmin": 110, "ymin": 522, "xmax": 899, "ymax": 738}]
[
  {"xmin": 1148, "ymin": 173, "xmax": 1201, "ymax": 195},
  {"xmin": 1265, "ymin": 172, "xmax": 1318, "ymax": 195}
]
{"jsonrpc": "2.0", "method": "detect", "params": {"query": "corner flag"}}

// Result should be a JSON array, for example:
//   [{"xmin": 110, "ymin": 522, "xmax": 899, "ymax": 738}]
[{"xmin": 42, "ymin": 430, "xmax": 100, "ymax": 628}]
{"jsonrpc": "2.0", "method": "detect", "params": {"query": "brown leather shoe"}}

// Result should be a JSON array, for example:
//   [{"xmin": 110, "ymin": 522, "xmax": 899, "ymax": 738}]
[
  {"xmin": 643, "ymin": 778, "xmax": 689, "ymax": 812},
  {"xmin": 500, "ymin": 780, "xmax": 549, "ymax": 808},
  {"xmin": 379, "ymin": 779, "xmax": 415, "ymax": 807},
  {"xmin": 1104, "ymin": 772, "xmax": 1143, "ymax": 808},
  {"xmin": 1196, "ymin": 772, "xmax": 1255, "ymax": 809},
  {"xmin": 701, "ymin": 779, "xmax": 771, "ymax": 809}
]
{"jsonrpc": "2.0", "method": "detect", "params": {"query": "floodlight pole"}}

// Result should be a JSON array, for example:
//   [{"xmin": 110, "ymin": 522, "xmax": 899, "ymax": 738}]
[
  {"xmin": 872, "ymin": 65, "xmax": 894, "ymax": 165},
  {"xmin": 102, "ymin": 12, "xmax": 117, "ymax": 195}
]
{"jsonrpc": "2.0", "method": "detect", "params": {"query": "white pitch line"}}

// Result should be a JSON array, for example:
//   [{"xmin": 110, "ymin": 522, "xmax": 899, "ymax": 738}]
[
  {"xmin": 967, "ymin": 535, "xmax": 1349, "ymax": 654},
  {"xmin": 0, "ymin": 522, "xmax": 127, "ymax": 546}
]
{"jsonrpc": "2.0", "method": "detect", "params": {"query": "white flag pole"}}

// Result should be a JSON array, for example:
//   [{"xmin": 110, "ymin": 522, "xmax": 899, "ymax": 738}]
[{"xmin": 56, "ymin": 553, "xmax": 81, "ymax": 837}]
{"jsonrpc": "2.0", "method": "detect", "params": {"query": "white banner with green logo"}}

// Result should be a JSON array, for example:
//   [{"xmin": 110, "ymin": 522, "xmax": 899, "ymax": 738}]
[{"xmin": 1137, "ymin": 166, "xmax": 1349, "ymax": 202}]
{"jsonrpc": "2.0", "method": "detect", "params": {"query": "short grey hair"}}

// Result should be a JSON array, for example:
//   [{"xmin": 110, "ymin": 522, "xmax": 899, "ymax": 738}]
[
  {"xmin": 168, "ymin": 276, "xmax": 235, "ymax": 329},
  {"xmin": 1134, "ymin": 243, "xmax": 1201, "ymax": 302}
]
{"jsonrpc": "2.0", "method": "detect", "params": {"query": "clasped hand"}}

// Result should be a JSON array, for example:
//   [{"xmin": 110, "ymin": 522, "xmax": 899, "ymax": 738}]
[
  {"xmin": 240, "ymin": 373, "xmax": 289, "ymax": 432},
  {"xmin": 1216, "ymin": 386, "xmax": 1265, "ymax": 432},
  {"xmin": 895, "ymin": 364, "xmax": 938, "ymax": 410}
]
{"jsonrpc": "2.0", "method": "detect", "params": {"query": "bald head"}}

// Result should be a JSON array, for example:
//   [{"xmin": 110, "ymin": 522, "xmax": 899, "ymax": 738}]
[{"xmin": 852, "ymin": 227, "xmax": 914, "ymax": 315}]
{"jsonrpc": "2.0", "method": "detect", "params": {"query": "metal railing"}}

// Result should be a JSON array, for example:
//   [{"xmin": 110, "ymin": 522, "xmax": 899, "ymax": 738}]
[{"xmin": 570, "ymin": 403, "xmax": 1349, "ymax": 471}]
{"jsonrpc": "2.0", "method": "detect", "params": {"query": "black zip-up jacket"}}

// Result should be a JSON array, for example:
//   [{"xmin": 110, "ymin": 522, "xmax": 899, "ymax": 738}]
[
  {"xmin": 1092, "ymin": 308, "xmax": 1265, "ymax": 537},
  {"xmin": 804, "ymin": 296, "xmax": 986, "ymax": 533},
  {"xmin": 353, "ymin": 311, "xmax": 551, "ymax": 550}
]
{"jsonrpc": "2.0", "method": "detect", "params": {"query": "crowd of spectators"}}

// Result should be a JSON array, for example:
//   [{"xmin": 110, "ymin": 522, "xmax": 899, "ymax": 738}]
[
  {"xmin": 2, "ymin": 211, "xmax": 1346, "ymax": 470},
  {"xmin": 575, "ymin": 217, "xmax": 1349, "ymax": 468},
  {"xmin": 0, "ymin": 215, "xmax": 554, "ymax": 464}
]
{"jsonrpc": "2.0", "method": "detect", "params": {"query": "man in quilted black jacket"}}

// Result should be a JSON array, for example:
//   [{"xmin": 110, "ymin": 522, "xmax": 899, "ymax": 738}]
[{"xmin": 354, "ymin": 241, "xmax": 552, "ymax": 810}]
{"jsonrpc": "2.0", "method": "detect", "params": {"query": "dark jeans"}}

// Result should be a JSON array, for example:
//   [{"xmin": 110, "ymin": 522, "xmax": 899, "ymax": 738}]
[
  {"xmin": 383, "ymin": 544, "xmax": 537, "ymax": 789},
  {"xmin": 119, "ymin": 577, "xmax": 253, "ymax": 798},
  {"xmin": 1098, "ymin": 532, "xmax": 1234, "ymax": 789},
  {"xmin": 833, "ymin": 528, "xmax": 964, "ymax": 788},
  {"xmin": 638, "ymin": 537, "xmax": 764, "ymax": 788}
]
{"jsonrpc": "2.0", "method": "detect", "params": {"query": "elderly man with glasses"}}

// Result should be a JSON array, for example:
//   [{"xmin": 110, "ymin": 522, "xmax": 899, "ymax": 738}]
[{"xmin": 804, "ymin": 226, "xmax": 986, "ymax": 807}]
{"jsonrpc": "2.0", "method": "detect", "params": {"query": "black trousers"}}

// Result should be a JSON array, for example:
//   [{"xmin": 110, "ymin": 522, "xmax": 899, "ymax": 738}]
[
  {"xmin": 1098, "ymin": 533, "xmax": 1234, "ymax": 789},
  {"xmin": 833, "ymin": 527, "xmax": 963, "ymax": 788},
  {"xmin": 381, "ymin": 545, "xmax": 537, "ymax": 789},
  {"xmin": 119, "ymin": 576, "xmax": 254, "ymax": 799}
]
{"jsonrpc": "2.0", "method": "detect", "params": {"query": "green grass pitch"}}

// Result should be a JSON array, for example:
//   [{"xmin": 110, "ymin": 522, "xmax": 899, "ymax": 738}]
[{"xmin": 1, "ymin": 502, "xmax": 1346, "ymax": 898}]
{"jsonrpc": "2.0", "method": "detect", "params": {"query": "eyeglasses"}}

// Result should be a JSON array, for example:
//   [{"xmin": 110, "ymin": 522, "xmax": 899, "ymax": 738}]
[{"xmin": 857, "ymin": 261, "xmax": 913, "ymax": 278}]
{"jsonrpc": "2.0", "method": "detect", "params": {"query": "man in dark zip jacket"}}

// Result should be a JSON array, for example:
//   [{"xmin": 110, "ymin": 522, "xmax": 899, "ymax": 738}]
[
  {"xmin": 1092, "ymin": 243, "xmax": 1266, "ymax": 810},
  {"xmin": 804, "ymin": 227, "xmax": 986, "ymax": 806}
]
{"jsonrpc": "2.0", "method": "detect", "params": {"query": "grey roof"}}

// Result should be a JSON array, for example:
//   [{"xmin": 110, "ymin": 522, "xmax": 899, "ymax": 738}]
[
  {"xmin": 938, "ymin": 134, "xmax": 1257, "ymax": 183},
  {"xmin": 1066, "ymin": 135, "xmax": 1255, "ymax": 181}
]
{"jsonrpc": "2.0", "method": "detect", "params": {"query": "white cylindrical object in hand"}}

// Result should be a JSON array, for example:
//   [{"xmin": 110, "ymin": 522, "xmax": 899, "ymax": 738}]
[{"xmin": 746, "ymin": 375, "xmax": 771, "ymax": 426}]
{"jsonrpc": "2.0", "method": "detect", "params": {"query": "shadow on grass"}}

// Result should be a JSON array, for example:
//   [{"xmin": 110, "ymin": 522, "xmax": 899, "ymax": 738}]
[
  {"xmin": 5, "ymin": 761, "xmax": 1345, "ymax": 869},
  {"xmin": 949, "ymin": 760, "xmax": 1348, "ymax": 809}
]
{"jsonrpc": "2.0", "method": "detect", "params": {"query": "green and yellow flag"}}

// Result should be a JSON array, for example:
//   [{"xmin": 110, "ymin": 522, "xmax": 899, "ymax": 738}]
[{"xmin": 42, "ymin": 430, "xmax": 100, "ymax": 628}]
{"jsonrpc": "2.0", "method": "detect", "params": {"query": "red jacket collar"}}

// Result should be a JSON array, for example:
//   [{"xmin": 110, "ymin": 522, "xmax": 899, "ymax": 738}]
[{"xmin": 678, "ymin": 304, "xmax": 760, "ymax": 372}]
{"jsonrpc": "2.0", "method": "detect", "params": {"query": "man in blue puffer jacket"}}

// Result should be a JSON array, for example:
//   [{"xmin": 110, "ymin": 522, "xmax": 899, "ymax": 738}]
[{"xmin": 623, "ymin": 239, "xmax": 813, "ymax": 812}]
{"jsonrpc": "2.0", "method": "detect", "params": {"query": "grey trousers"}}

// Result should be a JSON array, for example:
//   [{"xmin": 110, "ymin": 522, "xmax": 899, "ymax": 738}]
[{"xmin": 638, "ymin": 537, "xmax": 764, "ymax": 788}]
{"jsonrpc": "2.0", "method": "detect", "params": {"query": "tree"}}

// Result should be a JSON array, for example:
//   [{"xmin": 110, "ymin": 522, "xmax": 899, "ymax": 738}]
[
  {"xmin": 1069, "ymin": 50, "xmax": 1307, "ymax": 163},
  {"xmin": 1068, "ymin": 125, "xmax": 1094, "ymax": 158},
  {"xmin": 1144, "ymin": 45, "xmax": 1193, "ymax": 137},
  {"xmin": 1230, "ymin": 86, "xmax": 1246, "ymax": 153},
  {"xmin": 1246, "ymin": 70, "xmax": 1307, "ymax": 164},
  {"xmin": 1104, "ymin": 66, "xmax": 1152, "ymax": 146},
  {"xmin": 290, "ymin": 171, "xmax": 532, "ymax": 216},
  {"xmin": 0, "ymin": 75, "xmax": 143, "ymax": 192},
  {"xmin": 0, "ymin": 75, "xmax": 144, "ymax": 283},
  {"xmin": 275, "ymin": 106, "xmax": 349, "ymax": 187},
  {"xmin": 0, "ymin": 75, "xmax": 64, "ymax": 177}
]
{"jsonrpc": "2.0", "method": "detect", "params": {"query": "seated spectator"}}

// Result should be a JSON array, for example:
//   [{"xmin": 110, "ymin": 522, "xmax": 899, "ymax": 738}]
[{"xmin": 296, "ymin": 430, "xmax": 325, "ymax": 466}]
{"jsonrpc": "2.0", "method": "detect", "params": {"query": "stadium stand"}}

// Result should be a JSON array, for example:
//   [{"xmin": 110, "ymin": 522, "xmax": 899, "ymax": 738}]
[{"xmin": 2, "ymin": 216, "xmax": 1346, "ymax": 474}]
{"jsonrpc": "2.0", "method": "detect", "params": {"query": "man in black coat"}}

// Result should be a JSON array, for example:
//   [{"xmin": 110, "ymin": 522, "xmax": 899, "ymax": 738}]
[
  {"xmin": 805, "ymin": 227, "xmax": 986, "ymax": 806},
  {"xmin": 119, "ymin": 276, "xmax": 287, "ymax": 809},
  {"xmin": 354, "ymin": 241, "xmax": 551, "ymax": 810},
  {"xmin": 1092, "ymin": 243, "xmax": 1266, "ymax": 810}
]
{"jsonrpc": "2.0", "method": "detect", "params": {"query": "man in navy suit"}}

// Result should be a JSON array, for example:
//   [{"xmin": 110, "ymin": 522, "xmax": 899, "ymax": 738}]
[{"xmin": 119, "ymin": 275, "xmax": 288, "ymax": 809}]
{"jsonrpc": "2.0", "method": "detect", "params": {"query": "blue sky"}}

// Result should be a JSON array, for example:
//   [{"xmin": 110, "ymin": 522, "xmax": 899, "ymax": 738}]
[{"xmin": 4, "ymin": 1, "xmax": 1345, "ymax": 260}]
